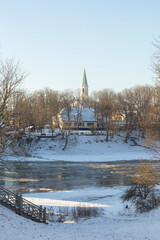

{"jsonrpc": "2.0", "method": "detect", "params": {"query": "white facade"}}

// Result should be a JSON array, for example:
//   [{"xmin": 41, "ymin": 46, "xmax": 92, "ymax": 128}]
[{"xmin": 58, "ymin": 106, "xmax": 97, "ymax": 130}]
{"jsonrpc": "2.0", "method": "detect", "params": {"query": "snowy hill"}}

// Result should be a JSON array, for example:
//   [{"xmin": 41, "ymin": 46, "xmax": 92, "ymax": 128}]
[
  {"xmin": 22, "ymin": 134, "xmax": 155, "ymax": 162},
  {"xmin": 1, "ymin": 186, "xmax": 160, "ymax": 240}
]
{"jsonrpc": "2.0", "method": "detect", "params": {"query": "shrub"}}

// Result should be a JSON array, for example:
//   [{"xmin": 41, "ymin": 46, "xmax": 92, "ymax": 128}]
[
  {"xmin": 122, "ymin": 163, "xmax": 160, "ymax": 213},
  {"xmin": 71, "ymin": 206, "xmax": 101, "ymax": 220},
  {"xmin": 46, "ymin": 205, "xmax": 102, "ymax": 222}
]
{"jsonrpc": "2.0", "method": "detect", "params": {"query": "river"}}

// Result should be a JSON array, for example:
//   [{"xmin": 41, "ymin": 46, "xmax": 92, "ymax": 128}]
[{"xmin": 1, "ymin": 160, "xmax": 160, "ymax": 194}]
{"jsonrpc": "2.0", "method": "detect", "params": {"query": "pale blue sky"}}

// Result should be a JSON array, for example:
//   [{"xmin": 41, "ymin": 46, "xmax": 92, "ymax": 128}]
[{"xmin": 0, "ymin": 0, "xmax": 159, "ymax": 94}]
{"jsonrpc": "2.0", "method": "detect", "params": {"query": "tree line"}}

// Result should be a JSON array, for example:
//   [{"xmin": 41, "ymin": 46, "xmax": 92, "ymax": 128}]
[
  {"xmin": 1, "ymin": 36, "xmax": 160, "ymax": 154},
  {"xmin": 1, "ymin": 68, "xmax": 159, "ymax": 142}
]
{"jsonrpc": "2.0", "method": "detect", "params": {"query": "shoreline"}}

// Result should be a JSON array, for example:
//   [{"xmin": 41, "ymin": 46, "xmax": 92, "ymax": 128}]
[{"xmin": 3, "ymin": 135, "xmax": 155, "ymax": 162}]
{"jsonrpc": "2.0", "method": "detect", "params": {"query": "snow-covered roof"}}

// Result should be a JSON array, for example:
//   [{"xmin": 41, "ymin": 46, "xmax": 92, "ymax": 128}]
[{"xmin": 60, "ymin": 107, "xmax": 97, "ymax": 122}]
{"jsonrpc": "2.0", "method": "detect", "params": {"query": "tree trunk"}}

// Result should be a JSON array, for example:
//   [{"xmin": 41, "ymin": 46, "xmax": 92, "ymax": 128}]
[
  {"xmin": 62, "ymin": 134, "xmax": 68, "ymax": 150},
  {"xmin": 125, "ymin": 130, "xmax": 129, "ymax": 143},
  {"xmin": 106, "ymin": 128, "xmax": 109, "ymax": 142}
]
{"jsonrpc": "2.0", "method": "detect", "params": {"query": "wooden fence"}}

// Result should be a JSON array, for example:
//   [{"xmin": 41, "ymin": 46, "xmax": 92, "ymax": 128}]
[{"xmin": 0, "ymin": 186, "xmax": 46, "ymax": 223}]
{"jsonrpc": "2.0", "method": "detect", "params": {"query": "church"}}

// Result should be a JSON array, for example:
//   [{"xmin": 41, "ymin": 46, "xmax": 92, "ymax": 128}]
[{"xmin": 56, "ymin": 70, "xmax": 98, "ymax": 130}]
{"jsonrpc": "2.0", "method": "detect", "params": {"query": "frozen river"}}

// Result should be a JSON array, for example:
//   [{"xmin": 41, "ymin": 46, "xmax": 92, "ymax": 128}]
[{"xmin": 0, "ymin": 160, "xmax": 160, "ymax": 193}]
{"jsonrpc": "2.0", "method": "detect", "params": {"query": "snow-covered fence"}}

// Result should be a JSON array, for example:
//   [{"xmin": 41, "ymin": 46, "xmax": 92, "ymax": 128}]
[{"xmin": 0, "ymin": 186, "xmax": 46, "ymax": 223}]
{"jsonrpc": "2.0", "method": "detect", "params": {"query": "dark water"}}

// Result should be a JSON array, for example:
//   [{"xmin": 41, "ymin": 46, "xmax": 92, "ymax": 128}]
[{"xmin": 0, "ymin": 160, "xmax": 160, "ymax": 194}]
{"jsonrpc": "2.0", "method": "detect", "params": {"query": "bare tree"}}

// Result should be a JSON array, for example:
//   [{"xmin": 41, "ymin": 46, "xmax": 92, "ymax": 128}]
[
  {"xmin": 152, "ymin": 36, "xmax": 160, "ymax": 85},
  {"xmin": 130, "ymin": 85, "xmax": 153, "ymax": 138},
  {"xmin": 93, "ymin": 89, "xmax": 117, "ymax": 142},
  {"xmin": 10, "ymin": 90, "xmax": 32, "ymax": 130},
  {"xmin": 122, "ymin": 163, "xmax": 160, "ymax": 213},
  {"xmin": 28, "ymin": 90, "xmax": 47, "ymax": 133},
  {"xmin": 0, "ymin": 58, "xmax": 26, "ymax": 155},
  {"xmin": 143, "ymin": 37, "xmax": 160, "ymax": 154},
  {"xmin": 118, "ymin": 89, "xmax": 138, "ymax": 143},
  {"xmin": 59, "ymin": 90, "xmax": 75, "ymax": 150},
  {"xmin": 45, "ymin": 88, "xmax": 60, "ymax": 136}
]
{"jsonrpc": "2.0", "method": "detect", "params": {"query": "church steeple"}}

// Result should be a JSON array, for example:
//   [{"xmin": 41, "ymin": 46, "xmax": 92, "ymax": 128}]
[
  {"xmin": 82, "ymin": 69, "xmax": 88, "ymax": 87},
  {"xmin": 80, "ymin": 69, "xmax": 88, "ymax": 100}
]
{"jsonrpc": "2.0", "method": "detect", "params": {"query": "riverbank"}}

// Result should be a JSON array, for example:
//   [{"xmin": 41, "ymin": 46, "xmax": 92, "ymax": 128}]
[
  {"xmin": 6, "ymin": 134, "xmax": 155, "ymax": 162},
  {"xmin": 1, "ymin": 186, "xmax": 160, "ymax": 240},
  {"xmin": 1, "ymin": 135, "xmax": 159, "ymax": 239}
]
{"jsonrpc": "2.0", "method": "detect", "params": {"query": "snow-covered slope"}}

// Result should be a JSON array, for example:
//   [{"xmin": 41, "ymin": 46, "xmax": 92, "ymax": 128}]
[
  {"xmin": 0, "ymin": 135, "xmax": 159, "ymax": 239},
  {"xmin": 22, "ymin": 135, "xmax": 154, "ymax": 162},
  {"xmin": 1, "ymin": 186, "xmax": 160, "ymax": 240}
]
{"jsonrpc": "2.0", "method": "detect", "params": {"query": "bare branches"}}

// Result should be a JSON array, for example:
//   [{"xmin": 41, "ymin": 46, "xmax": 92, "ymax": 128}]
[
  {"xmin": 122, "ymin": 163, "xmax": 160, "ymax": 213},
  {"xmin": 0, "ymin": 57, "xmax": 27, "ymax": 156},
  {"xmin": 0, "ymin": 58, "xmax": 26, "ymax": 115},
  {"xmin": 152, "ymin": 36, "xmax": 160, "ymax": 85}
]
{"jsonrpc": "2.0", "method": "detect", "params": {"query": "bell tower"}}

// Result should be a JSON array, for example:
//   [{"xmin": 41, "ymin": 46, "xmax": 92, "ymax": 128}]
[{"xmin": 80, "ymin": 69, "xmax": 88, "ymax": 100}]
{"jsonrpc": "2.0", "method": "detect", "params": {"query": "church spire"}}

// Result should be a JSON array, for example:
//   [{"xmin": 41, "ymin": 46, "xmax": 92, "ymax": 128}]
[
  {"xmin": 82, "ymin": 69, "xmax": 88, "ymax": 87},
  {"xmin": 80, "ymin": 69, "xmax": 89, "ymax": 100}
]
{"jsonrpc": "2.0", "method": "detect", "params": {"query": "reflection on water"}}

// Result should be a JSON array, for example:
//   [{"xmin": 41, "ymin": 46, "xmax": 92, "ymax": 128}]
[{"xmin": 0, "ymin": 160, "xmax": 160, "ymax": 194}]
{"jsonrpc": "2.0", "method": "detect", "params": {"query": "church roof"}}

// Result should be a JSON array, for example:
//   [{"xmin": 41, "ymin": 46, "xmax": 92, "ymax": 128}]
[
  {"xmin": 82, "ymin": 69, "xmax": 88, "ymax": 87},
  {"xmin": 60, "ymin": 107, "xmax": 96, "ymax": 122}
]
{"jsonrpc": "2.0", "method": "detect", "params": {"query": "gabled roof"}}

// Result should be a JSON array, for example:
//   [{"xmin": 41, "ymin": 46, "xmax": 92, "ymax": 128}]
[
  {"xmin": 60, "ymin": 107, "xmax": 96, "ymax": 122},
  {"xmin": 82, "ymin": 69, "xmax": 88, "ymax": 87}
]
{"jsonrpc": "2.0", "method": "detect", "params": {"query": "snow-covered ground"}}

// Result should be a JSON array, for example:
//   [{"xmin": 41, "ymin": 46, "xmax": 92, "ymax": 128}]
[
  {"xmin": 1, "ymin": 186, "xmax": 160, "ymax": 240},
  {"xmin": 7, "ymin": 134, "xmax": 155, "ymax": 162},
  {"xmin": 1, "ymin": 134, "xmax": 159, "ymax": 239}
]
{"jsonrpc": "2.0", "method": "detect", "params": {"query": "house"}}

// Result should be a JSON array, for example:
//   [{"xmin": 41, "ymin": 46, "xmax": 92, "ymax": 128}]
[
  {"xmin": 58, "ymin": 106, "xmax": 97, "ymax": 130},
  {"xmin": 53, "ymin": 69, "xmax": 98, "ymax": 130}
]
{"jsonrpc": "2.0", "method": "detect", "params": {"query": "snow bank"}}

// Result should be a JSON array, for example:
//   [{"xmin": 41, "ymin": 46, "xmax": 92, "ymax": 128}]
[
  {"xmin": 16, "ymin": 135, "xmax": 155, "ymax": 162},
  {"xmin": 1, "ymin": 187, "xmax": 160, "ymax": 240}
]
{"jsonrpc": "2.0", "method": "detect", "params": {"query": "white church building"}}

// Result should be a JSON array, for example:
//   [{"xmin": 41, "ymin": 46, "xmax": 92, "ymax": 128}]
[{"xmin": 55, "ymin": 70, "xmax": 98, "ymax": 130}]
